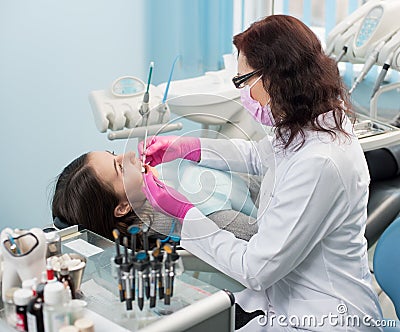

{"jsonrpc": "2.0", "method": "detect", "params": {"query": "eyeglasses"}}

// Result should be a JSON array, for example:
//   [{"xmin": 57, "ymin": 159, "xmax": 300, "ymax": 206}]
[{"xmin": 232, "ymin": 69, "xmax": 262, "ymax": 89}]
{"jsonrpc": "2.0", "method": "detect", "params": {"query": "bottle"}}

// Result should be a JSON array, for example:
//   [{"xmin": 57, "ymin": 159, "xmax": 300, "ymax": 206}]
[
  {"xmin": 59, "ymin": 326, "xmax": 79, "ymax": 332},
  {"xmin": 13, "ymin": 288, "xmax": 33, "ymax": 332},
  {"xmin": 74, "ymin": 318, "xmax": 95, "ymax": 332},
  {"xmin": 43, "ymin": 281, "xmax": 69, "ymax": 332},
  {"xmin": 22, "ymin": 277, "xmax": 37, "ymax": 293},
  {"xmin": 46, "ymin": 257, "xmax": 56, "ymax": 282},
  {"xmin": 45, "ymin": 231, "xmax": 61, "ymax": 258},
  {"xmin": 27, "ymin": 283, "xmax": 45, "ymax": 332},
  {"xmin": 4, "ymin": 287, "xmax": 20, "ymax": 327},
  {"xmin": 59, "ymin": 264, "xmax": 76, "ymax": 299}
]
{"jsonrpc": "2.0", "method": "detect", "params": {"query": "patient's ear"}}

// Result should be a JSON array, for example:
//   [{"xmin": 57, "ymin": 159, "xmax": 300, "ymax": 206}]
[{"xmin": 114, "ymin": 201, "xmax": 132, "ymax": 217}]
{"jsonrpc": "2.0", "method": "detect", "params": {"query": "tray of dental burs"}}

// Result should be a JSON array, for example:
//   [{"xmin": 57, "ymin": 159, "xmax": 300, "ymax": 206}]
[
  {"xmin": 355, "ymin": 114, "xmax": 400, "ymax": 151},
  {"xmin": 58, "ymin": 230, "xmax": 220, "ymax": 331}
]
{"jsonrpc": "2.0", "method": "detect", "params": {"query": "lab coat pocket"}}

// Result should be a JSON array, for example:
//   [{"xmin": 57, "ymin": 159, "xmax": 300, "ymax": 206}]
[{"xmin": 287, "ymin": 298, "xmax": 343, "ymax": 331}]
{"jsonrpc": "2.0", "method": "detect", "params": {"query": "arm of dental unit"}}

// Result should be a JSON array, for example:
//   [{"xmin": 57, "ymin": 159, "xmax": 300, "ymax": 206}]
[
  {"xmin": 89, "ymin": 60, "xmax": 182, "ymax": 140},
  {"xmin": 325, "ymin": 1, "xmax": 400, "ymax": 152},
  {"xmin": 327, "ymin": 0, "xmax": 400, "ymax": 95}
]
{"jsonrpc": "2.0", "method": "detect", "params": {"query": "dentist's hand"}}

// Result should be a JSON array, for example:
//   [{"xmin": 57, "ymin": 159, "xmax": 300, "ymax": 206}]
[
  {"xmin": 142, "ymin": 171, "xmax": 194, "ymax": 222},
  {"xmin": 138, "ymin": 135, "xmax": 201, "ymax": 166}
]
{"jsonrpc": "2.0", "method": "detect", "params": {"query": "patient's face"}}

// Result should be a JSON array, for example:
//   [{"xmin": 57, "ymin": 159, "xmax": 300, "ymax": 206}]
[{"xmin": 88, "ymin": 151, "xmax": 147, "ymax": 209}]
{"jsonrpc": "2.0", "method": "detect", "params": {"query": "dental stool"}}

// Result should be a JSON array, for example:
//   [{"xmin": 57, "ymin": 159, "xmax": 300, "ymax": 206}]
[{"xmin": 365, "ymin": 145, "xmax": 400, "ymax": 248}]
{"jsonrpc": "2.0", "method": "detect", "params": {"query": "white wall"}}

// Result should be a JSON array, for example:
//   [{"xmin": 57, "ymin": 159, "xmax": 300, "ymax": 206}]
[{"xmin": 0, "ymin": 0, "xmax": 145, "ymax": 229}]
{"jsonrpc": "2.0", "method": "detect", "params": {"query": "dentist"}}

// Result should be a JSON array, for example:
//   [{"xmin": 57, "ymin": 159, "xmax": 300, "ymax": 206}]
[{"xmin": 139, "ymin": 15, "xmax": 383, "ymax": 331}]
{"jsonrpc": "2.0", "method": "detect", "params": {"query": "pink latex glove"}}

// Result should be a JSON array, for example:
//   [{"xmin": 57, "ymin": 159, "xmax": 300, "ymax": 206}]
[
  {"xmin": 138, "ymin": 135, "xmax": 201, "ymax": 166},
  {"xmin": 142, "ymin": 171, "xmax": 194, "ymax": 222}
]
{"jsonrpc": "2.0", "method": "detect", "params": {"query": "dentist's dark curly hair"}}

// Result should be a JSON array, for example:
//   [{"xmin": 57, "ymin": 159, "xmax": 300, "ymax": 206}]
[{"xmin": 233, "ymin": 15, "xmax": 353, "ymax": 150}]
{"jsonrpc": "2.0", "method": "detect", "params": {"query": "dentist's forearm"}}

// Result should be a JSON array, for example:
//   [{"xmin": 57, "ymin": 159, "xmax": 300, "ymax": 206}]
[{"xmin": 199, "ymin": 138, "xmax": 265, "ymax": 175}]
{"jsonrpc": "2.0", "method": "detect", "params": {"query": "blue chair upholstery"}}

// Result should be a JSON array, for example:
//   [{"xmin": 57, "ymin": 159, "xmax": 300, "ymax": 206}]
[{"xmin": 373, "ymin": 217, "xmax": 400, "ymax": 330}]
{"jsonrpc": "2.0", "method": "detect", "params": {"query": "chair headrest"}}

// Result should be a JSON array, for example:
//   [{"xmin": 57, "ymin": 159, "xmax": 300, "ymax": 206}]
[{"xmin": 53, "ymin": 216, "xmax": 83, "ymax": 231}]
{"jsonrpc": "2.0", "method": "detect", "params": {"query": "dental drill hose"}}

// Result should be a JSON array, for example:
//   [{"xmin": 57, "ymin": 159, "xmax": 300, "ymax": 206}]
[
  {"xmin": 349, "ymin": 41, "xmax": 385, "ymax": 95},
  {"xmin": 335, "ymin": 46, "xmax": 348, "ymax": 64},
  {"xmin": 371, "ymin": 50, "xmax": 395, "ymax": 99},
  {"xmin": 371, "ymin": 63, "xmax": 390, "ymax": 99}
]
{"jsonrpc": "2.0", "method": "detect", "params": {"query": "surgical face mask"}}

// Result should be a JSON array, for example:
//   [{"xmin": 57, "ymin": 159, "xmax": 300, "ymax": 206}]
[{"xmin": 240, "ymin": 76, "xmax": 275, "ymax": 126}]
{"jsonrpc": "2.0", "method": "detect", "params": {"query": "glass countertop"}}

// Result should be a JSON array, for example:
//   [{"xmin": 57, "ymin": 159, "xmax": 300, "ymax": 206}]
[{"xmin": 61, "ymin": 230, "xmax": 220, "ymax": 331}]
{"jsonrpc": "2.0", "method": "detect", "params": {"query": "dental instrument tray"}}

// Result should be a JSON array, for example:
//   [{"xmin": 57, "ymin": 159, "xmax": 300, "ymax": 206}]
[{"xmin": 356, "ymin": 113, "xmax": 400, "ymax": 151}]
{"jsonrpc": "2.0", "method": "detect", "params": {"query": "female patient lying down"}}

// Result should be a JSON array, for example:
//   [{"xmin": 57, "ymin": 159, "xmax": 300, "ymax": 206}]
[{"xmin": 51, "ymin": 151, "xmax": 260, "ymax": 248}]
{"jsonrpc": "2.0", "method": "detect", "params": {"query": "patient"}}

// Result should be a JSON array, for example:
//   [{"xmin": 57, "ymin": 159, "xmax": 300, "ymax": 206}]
[{"xmin": 51, "ymin": 151, "xmax": 260, "ymax": 246}]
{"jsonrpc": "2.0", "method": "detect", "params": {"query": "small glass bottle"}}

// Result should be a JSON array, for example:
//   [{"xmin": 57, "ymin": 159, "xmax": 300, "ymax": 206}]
[
  {"xmin": 4, "ymin": 287, "xmax": 20, "ymax": 327},
  {"xmin": 27, "ymin": 283, "xmax": 45, "ymax": 332},
  {"xmin": 59, "ymin": 264, "xmax": 76, "ymax": 299},
  {"xmin": 45, "ymin": 231, "xmax": 61, "ymax": 258},
  {"xmin": 13, "ymin": 288, "xmax": 33, "ymax": 332}
]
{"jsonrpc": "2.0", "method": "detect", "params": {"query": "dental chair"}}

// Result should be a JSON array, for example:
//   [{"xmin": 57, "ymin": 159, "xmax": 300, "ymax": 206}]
[
  {"xmin": 373, "ymin": 216, "xmax": 400, "ymax": 330},
  {"xmin": 365, "ymin": 145, "xmax": 400, "ymax": 248}
]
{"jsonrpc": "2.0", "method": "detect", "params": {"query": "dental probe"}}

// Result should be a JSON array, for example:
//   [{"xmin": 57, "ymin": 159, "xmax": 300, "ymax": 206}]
[{"xmin": 112, "ymin": 229, "xmax": 125, "ymax": 302}]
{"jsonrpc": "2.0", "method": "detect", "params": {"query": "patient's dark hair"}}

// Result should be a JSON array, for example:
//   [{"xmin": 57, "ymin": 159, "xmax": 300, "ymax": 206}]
[{"xmin": 52, "ymin": 153, "xmax": 140, "ymax": 241}]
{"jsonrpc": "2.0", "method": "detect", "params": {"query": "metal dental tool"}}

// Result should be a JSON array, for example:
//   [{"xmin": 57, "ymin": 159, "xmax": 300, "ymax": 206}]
[
  {"xmin": 139, "ymin": 62, "xmax": 154, "ymax": 127},
  {"xmin": 127, "ymin": 225, "xmax": 140, "ymax": 301},
  {"xmin": 149, "ymin": 246, "xmax": 162, "ymax": 308},
  {"xmin": 163, "ymin": 243, "xmax": 174, "ymax": 305},
  {"xmin": 127, "ymin": 225, "xmax": 140, "ymax": 257},
  {"xmin": 142, "ymin": 224, "xmax": 151, "ymax": 300},
  {"xmin": 141, "ymin": 128, "xmax": 148, "ymax": 173},
  {"xmin": 121, "ymin": 237, "xmax": 133, "ymax": 310},
  {"xmin": 157, "ymin": 261, "xmax": 165, "ymax": 299},
  {"xmin": 134, "ymin": 252, "xmax": 147, "ymax": 311},
  {"xmin": 153, "ymin": 239, "xmax": 165, "ymax": 300},
  {"xmin": 112, "ymin": 229, "xmax": 125, "ymax": 302},
  {"xmin": 170, "ymin": 238, "xmax": 180, "ymax": 297}
]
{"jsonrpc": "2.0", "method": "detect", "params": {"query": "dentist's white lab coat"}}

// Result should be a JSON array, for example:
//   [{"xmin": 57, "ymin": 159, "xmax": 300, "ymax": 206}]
[{"xmin": 180, "ymin": 114, "xmax": 383, "ymax": 331}]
